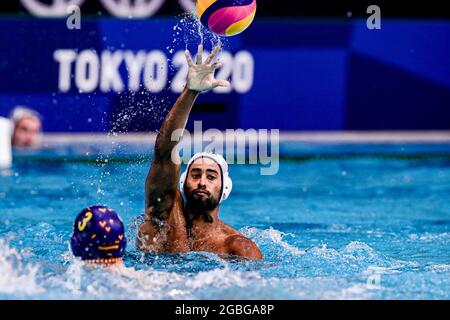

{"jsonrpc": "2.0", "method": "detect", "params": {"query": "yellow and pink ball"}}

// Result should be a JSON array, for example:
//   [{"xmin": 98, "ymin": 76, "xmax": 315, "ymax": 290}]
[{"xmin": 197, "ymin": 0, "xmax": 257, "ymax": 37}]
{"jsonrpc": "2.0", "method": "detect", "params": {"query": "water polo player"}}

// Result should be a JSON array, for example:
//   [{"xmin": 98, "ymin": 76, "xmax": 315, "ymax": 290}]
[
  {"xmin": 137, "ymin": 43, "xmax": 262, "ymax": 260},
  {"xmin": 71, "ymin": 205, "xmax": 127, "ymax": 265}
]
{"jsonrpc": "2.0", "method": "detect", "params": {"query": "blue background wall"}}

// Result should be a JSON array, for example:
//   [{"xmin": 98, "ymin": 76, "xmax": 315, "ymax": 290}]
[{"xmin": 0, "ymin": 18, "xmax": 449, "ymax": 132}]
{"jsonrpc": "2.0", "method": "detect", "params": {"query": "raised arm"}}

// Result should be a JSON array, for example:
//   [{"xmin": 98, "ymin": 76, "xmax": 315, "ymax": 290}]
[{"xmin": 145, "ymin": 44, "xmax": 230, "ymax": 218}]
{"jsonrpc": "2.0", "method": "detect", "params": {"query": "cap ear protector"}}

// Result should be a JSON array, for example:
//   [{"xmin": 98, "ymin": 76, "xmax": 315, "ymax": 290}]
[{"xmin": 179, "ymin": 152, "xmax": 232, "ymax": 204}]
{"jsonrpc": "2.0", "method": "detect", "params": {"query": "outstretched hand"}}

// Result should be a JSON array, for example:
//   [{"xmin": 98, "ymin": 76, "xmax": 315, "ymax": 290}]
[{"xmin": 185, "ymin": 44, "xmax": 231, "ymax": 93}]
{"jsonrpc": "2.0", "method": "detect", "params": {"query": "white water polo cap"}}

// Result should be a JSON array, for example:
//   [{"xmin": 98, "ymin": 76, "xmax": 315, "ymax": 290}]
[
  {"xmin": 9, "ymin": 106, "xmax": 41, "ymax": 127},
  {"xmin": 179, "ymin": 152, "xmax": 233, "ymax": 204}
]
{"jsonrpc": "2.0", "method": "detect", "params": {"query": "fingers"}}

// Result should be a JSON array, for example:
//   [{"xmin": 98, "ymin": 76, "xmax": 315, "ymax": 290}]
[
  {"xmin": 205, "ymin": 44, "xmax": 221, "ymax": 64},
  {"xmin": 184, "ymin": 49, "xmax": 194, "ymax": 67},
  {"xmin": 212, "ymin": 79, "xmax": 231, "ymax": 88},
  {"xmin": 196, "ymin": 44, "xmax": 203, "ymax": 64},
  {"xmin": 211, "ymin": 62, "xmax": 223, "ymax": 70}
]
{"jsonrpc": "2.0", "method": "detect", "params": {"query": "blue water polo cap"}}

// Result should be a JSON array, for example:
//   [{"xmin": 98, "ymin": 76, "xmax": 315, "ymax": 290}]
[{"xmin": 71, "ymin": 205, "xmax": 127, "ymax": 263}]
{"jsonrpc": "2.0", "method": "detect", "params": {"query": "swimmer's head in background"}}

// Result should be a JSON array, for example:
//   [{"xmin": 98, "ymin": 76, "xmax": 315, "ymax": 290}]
[
  {"xmin": 71, "ymin": 206, "xmax": 127, "ymax": 264},
  {"xmin": 9, "ymin": 106, "xmax": 42, "ymax": 148}
]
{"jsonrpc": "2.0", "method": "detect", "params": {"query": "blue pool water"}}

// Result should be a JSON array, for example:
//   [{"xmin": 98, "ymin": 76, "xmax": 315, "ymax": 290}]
[{"xmin": 0, "ymin": 142, "xmax": 449, "ymax": 299}]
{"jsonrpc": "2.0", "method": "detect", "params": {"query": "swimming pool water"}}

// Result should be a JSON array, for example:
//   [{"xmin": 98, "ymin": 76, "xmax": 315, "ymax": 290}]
[{"xmin": 0, "ymin": 142, "xmax": 449, "ymax": 299}]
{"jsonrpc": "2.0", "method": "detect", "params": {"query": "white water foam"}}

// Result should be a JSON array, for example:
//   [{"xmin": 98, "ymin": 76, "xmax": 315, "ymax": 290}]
[
  {"xmin": 43, "ymin": 259, "xmax": 266, "ymax": 299},
  {"xmin": 1, "ymin": 225, "xmax": 445, "ymax": 299},
  {"xmin": 408, "ymin": 232, "xmax": 450, "ymax": 243},
  {"xmin": 0, "ymin": 238, "xmax": 44, "ymax": 296},
  {"xmin": 425, "ymin": 263, "xmax": 450, "ymax": 272},
  {"xmin": 242, "ymin": 226, "xmax": 305, "ymax": 255}
]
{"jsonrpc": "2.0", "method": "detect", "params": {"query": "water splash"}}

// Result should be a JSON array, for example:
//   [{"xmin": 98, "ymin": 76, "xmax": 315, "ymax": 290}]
[
  {"xmin": 242, "ymin": 226, "xmax": 305, "ymax": 256},
  {"xmin": 167, "ymin": 12, "xmax": 229, "ymax": 57},
  {"xmin": 0, "ymin": 223, "xmax": 448, "ymax": 299},
  {"xmin": 0, "ymin": 239, "xmax": 43, "ymax": 297}
]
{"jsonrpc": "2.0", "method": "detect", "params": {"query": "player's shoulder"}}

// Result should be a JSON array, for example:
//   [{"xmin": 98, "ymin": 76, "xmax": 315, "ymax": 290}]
[
  {"xmin": 224, "ymin": 233, "xmax": 257, "ymax": 251},
  {"xmin": 225, "ymin": 233, "xmax": 253, "ymax": 246},
  {"xmin": 220, "ymin": 224, "xmax": 250, "ymax": 243},
  {"xmin": 225, "ymin": 234, "xmax": 263, "ymax": 260}
]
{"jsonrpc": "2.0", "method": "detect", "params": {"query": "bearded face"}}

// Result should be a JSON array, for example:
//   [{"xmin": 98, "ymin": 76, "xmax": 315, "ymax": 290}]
[{"xmin": 183, "ymin": 157, "xmax": 222, "ymax": 213}]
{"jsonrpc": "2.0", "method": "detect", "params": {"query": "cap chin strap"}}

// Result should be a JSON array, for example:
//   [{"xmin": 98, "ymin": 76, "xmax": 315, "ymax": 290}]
[
  {"xmin": 179, "ymin": 152, "xmax": 233, "ymax": 205},
  {"xmin": 84, "ymin": 257, "xmax": 123, "ymax": 265}
]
